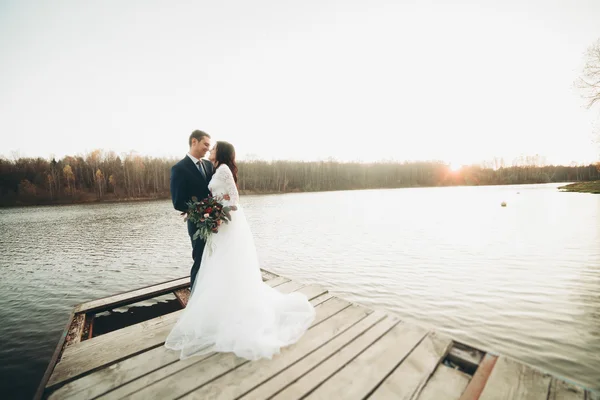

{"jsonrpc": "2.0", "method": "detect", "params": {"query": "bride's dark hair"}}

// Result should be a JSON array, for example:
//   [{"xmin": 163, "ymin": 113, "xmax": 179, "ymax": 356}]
[{"xmin": 214, "ymin": 141, "xmax": 238, "ymax": 184}]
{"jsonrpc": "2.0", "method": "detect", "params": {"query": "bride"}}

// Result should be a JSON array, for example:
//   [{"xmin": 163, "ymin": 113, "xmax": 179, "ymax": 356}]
[{"xmin": 164, "ymin": 141, "xmax": 316, "ymax": 361}]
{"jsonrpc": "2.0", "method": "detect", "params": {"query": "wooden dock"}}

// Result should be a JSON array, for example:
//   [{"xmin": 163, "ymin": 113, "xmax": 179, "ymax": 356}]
[{"xmin": 36, "ymin": 270, "xmax": 598, "ymax": 400}]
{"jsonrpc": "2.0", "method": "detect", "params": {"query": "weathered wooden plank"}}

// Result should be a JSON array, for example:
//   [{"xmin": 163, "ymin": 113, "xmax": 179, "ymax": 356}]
[
  {"xmin": 297, "ymin": 284, "xmax": 328, "ymax": 301},
  {"xmin": 269, "ymin": 316, "xmax": 404, "ymax": 400},
  {"xmin": 300, "ymin": 321, "xmax": 428, "ymax": 400},
  {"xmin": 54, "ymin": 293, "xmax": 336, "ymax": 400},
  {"xmin": 62, "ymin": 276, "xmax": 292, "ymax": 360},
  {"xmin": 67, "ymin": 276, "xmax": 287, "ymax": 360},
  {"xmin": 260, "ymin": 269, "xmax": 279, "ymax": 281},
  {"xmin": 73, "ymin": 270, "xmax": 276, "ymax": 315},
  {"xmin": 240, "ymin": 312, "xmax": 392, "ymax": 400},
  {"xmin": 305, "ymin": 292, "xmax": 334, "ymax": 306},
  {"xmin": 548, "ymin": 378, "xmax": 585, "ymax": 400},
  {"xmin": 258, "ymin": 275, "xmax": 289, "ymax": 288},
  {"xmin": 183, "ymin": 309, "xmax": 384, "ymax": 400},
  {"xmin": 60, "ymin": 311, "xmax": 182, "ymax": 359},
  {"xmin": 39, "ymin": 267, "xmax": 600, "ymax": 400},
  {"xmin": 417, "ymin": 365, "xmax": 471, "ymax": 400},
  {"xmin": 74, "ymin": 277, "xmax": 190, "ymax": 314},
  {"xmin": 47, "ymin": 276, "xmax": 294, "ymax": 389},
  {"xmin": 478, "ymin": 356, "xmax": 552, "ymax": 400},
  {"xmin": 33, "ymin": 310, "xmax": 76, "ymax": 400},
  {"xmin": 48, "ymin": 345, "xmax": 180, "ymax": 400},
  {"xmin": 459, "ymin": 354, "xmax": 498, "ymax": 400},
  {"xmin": 446, "ymin": 342, "xmax": 484, "ymax": 374},
  {"xmin": 48, "ymin": 312, "xmax": 179, "ymax": 388},
  {"xmin": 173, "ymin": 288, "xmax": 190, "ymax": 307},
  {"xmin": 122, "ymin": 301, "xmax": 366, "ymax": 400},
  {"xmin": 52, "ymin": 276, "xmax": 297, "ymax": 386},
  {"xmin": 369, "ymin": 331, "xmax": 454, "ymax": 399},
  {"xmin": 82, "ymin": 314, "xmax": 94, "ymax": 340},
  {"xmin": 64, "ymin": 314, "xmax": 86, "ymax": 347},
  {"xmin": 96, "ymin": 292, "xmax": 338, "ymax": 400},
  {"xmin": 51, "ymin": 286, "xmax": 334, "ymax": 400},
  {"xmin": 269, "ymin": 279, "xmax": 304, "ymax": 294}
]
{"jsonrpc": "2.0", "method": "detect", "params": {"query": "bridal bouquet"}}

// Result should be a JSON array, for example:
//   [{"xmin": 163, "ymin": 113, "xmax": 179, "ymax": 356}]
[{"xmin": 185, "ymin": 195, "xmax": 237, "ymax": 242}]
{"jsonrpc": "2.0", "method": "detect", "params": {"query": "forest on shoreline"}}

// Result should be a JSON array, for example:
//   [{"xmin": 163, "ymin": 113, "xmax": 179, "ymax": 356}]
[{"xmin": 1, "ymin": 151, "xmax": 599, "ymax": 206}]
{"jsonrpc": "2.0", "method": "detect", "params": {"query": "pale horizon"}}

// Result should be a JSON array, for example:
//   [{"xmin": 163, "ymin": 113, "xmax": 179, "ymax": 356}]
[{"xmin": 1, "ymin": 0, "xmax": 600, "ymax": 166}]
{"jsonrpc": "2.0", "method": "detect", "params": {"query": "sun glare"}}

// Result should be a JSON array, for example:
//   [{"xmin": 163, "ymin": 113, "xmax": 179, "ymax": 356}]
[{"xmin": 449, "ymin": 163, "xmax": 462, "ymax": 172}]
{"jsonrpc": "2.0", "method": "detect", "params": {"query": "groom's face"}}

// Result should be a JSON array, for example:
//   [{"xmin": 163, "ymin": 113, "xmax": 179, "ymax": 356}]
[{"xmin": 194, "ymin": 137, "xmax": 211, "ymax": 158}]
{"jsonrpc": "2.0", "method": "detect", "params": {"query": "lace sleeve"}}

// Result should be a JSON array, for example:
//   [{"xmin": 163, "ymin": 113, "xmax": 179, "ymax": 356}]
[{"xmin": 216, "ymin": 165, "xmax": 239, "ymax": 206}]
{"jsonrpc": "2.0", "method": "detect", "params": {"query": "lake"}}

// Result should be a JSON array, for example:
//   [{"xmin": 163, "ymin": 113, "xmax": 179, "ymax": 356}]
[{"xmin": 0, "ymin": 182, "xmax": 599, "ymax": 398}]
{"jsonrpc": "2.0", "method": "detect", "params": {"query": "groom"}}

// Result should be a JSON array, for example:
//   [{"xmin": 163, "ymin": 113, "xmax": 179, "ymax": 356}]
[{"xmin": 170, "ymin": 130, "xmax": 214, "ymax": 289}]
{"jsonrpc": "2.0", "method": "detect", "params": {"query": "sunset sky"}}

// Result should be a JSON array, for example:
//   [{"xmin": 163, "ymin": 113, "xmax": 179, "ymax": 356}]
[{"xmin": 1, "ymin": 0, "xmax": 599, "ymax": 166}]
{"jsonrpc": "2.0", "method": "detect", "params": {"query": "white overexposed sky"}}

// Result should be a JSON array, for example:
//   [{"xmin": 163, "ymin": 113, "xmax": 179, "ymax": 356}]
[{"xmin": 1, "ymin": 0, "xmax": 599, "ymax": 166}]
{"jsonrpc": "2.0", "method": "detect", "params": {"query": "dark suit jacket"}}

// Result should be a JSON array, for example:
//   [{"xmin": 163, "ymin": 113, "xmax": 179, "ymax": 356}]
[{"xmin": 170, "ymin": 155, "xmax": 214, "ymax": 215}]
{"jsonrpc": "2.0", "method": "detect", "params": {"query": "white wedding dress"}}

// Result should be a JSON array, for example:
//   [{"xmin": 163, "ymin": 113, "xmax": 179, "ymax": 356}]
[{"xmin": 165, "ymin": 164, "xmax": 315, "ymax": 360}]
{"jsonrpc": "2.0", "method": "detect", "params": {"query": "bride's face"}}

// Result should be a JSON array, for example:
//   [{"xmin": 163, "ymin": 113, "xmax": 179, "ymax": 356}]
[{"xmin": 209, "ymin": 145, "xmax": 217, "ymax": 165}]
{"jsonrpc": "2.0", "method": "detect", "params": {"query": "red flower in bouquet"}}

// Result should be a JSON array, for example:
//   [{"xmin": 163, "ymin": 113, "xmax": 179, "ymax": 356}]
[{"xmin": 185, "ymin": 195, "xmax": 237, "ymax": 242}]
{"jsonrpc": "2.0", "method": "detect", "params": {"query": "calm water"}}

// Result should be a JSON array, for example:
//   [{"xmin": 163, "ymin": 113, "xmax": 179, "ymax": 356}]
[{"xmin": 1, "ymin": 183, "xmax": 599, "ymax": 398}]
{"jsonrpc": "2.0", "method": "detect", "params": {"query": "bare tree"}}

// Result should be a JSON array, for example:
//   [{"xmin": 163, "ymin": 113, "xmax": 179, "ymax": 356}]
[
  {"xmin": 577, "ymin": 39, "xmax": 600, "ymax": 109},
  {"xmin": 576, "ymin": 39, "xmax": 600, "ymax": 159},
  {"xmin": 95, "ymin": 168, "xmax": 105, "ymax": 198},
  {"xmin": 63, "ymin": 165, "xmax": 75, "ymax": 195}
]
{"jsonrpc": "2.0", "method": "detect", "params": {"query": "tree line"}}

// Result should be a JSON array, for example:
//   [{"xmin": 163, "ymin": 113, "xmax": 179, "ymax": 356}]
[{"xmin": 0, "ymin": 151, "xmax": 599, "ymax": 206}]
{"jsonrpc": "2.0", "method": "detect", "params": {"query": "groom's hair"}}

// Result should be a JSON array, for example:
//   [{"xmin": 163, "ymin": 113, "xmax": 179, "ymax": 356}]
[{"xmin": 189, "ymin": 130, "xmax": 211, "ymax": 146}]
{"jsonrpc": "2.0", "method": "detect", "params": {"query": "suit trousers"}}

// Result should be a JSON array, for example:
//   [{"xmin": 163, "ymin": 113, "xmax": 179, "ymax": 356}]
[{"xmin": 187, "ymin": 219, "xmax": 206, "ymax": 289}]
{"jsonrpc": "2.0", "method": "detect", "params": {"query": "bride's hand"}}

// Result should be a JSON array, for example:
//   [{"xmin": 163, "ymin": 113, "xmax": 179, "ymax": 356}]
[{"xmin": 223, "ymin": 194, "xmax": 231, "ymax": 201}]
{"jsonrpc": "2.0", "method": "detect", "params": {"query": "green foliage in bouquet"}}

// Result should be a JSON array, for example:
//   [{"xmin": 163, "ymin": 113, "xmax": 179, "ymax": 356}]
[{"xmin": 185, "ymin": 195, "xmax": 237, "ymax": 241}]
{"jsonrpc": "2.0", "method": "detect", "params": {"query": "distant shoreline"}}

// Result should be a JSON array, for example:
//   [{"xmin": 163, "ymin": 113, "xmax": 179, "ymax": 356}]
[
  {"xmin": 0, "ymin": 181, "xmax": 591, "ymax": 208},
  {"xmin": 558, "ymin": 181, "xmax": 600, "ymax": 194},
  {"xmin": 3, "ymin": 156, "xmax": 598, "ymax": 207}
]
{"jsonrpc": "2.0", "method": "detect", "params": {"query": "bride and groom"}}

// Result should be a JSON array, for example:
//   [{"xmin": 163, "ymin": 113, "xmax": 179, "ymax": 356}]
[{"xmin": 165, "ymin": 130, "xmax": 315, "ymax": 360}]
